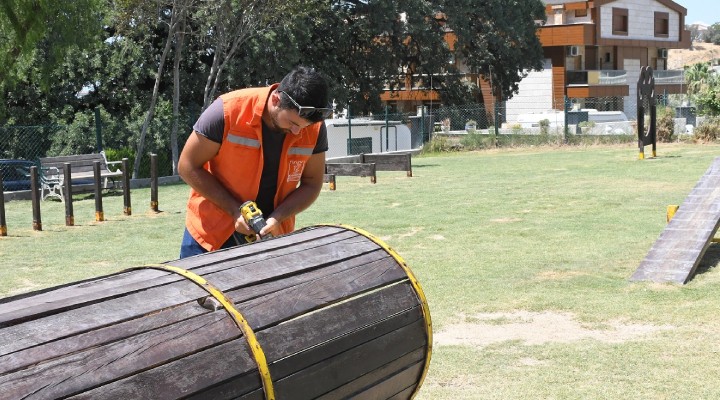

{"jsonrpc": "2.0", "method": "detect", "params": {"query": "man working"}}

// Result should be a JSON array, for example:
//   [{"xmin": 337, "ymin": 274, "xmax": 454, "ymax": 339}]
[{"xmin": 178, "ymin": 66, "xmax": 332, "ymax": 258}]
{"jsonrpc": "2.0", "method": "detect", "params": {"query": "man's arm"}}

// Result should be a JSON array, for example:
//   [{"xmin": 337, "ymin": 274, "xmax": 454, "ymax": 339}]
[
  {"xmin": 178, "ymin": 132, "xmax": 254, "ymax": 235},
  {"xmin": 262, "ymin": 152, "xmax": 326, "ymax": 236}
]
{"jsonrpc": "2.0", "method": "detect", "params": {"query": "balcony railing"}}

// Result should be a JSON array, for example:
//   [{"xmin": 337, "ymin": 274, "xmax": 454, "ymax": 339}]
[
  {"xmin": 654, "ymin": 70, "xmax": 685, "ymax": 85},
  {"xmin": 567, "ymin": 70, "xmax": 627, "ymax": 86}
]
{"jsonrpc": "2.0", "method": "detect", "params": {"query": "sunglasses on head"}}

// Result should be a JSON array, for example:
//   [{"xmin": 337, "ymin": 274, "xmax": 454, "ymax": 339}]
[{"xmin": 278, "ymin": 90, "xmax": 333, "ymax": 120}]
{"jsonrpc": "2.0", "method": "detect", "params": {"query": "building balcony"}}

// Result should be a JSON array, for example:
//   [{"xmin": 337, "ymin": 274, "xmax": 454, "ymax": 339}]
[
  {"xmin": 654, "ymin": 69, "xmax": 687, "ymax": 94},
  {"xmin": 565, "ymin": 70, "xmax": 629, "ymax": 98},
  {"xmin": 538, "ymin": 23, "xmax": 596, "ymax": 47},
  {"xmin": 567, "ymin": 70, "xmax": 628, "ymax": 86},
  {"xmin": 654, "ymin": 70, "xmax": 685, "ymax": 85}
]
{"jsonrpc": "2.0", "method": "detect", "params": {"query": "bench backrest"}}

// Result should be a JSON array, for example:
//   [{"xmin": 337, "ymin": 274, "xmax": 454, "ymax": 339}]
[
  {"xmin": 361, "ymin": 153, "xmax": 411, "ymax": 172},
  {"xmin": 325, "ymin": 162, "xmax": 376, "ymax": 177},
  {"xmin": 40, "ymin": 153, "xmax": 109, "ymax": 174}
]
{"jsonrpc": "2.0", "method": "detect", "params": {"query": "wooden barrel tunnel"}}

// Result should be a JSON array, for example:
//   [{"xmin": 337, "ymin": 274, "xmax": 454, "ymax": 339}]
[{"xmin": 0, "ymin": 225, "xmax": 432, "ymax": 399}]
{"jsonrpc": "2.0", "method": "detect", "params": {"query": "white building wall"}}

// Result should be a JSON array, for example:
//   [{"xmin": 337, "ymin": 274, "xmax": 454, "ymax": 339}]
[
  {"xmin": 505, "ymin": 59, "xmax": 554, "ymax": 123},
  {"xmin": 324, "ymin": 120, "xmax": 413, "ymax": 159},
  {"xmin": 624, "ymin": 59, "xmax": 641, "ymax": 119},
  {"xmin": 599, "ymin": 0, "xmax": 679, "ymax": 41}
]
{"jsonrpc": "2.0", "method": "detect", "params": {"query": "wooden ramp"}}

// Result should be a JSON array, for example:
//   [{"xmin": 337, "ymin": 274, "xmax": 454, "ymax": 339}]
[{"xmin": 630, "ymin": 157, "xmax": 720, "ymax": 284}]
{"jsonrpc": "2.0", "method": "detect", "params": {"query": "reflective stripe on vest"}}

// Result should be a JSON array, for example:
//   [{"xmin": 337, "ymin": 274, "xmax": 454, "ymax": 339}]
[
  {"xmin": 288, "ymin": 146, "xmax": 314, "ymax": 156},
  {"xmin": 228, "ymin": 134, "xmax": 261, "ymax": 148}
]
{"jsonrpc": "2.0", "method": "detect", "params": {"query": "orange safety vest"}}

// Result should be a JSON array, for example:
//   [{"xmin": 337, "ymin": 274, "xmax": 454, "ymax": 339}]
[{"xmin": 185, "ymin": 84, "xmax": 321, "ymax": 251}]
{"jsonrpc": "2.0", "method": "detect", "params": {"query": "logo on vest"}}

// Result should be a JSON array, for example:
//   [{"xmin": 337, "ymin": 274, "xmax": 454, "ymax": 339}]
[{"xmin": 287, "ymin": 160, "xmax": 305, "ymax": 182}]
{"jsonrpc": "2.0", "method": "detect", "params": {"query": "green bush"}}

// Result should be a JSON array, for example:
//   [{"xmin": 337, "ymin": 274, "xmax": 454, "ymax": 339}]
[
  {"xmin": 656, "ymin": 107, "xmax": 675, "ymax": 143},
  {"xmin": 48, "ymin": 109, "xmax": 98, "ymax": 156},
  {"xmin": 693, "ymin": 117, "xmax": 720, "ymax": 142},
  {"xmin": 539, "ymin": 119, "xmax": 550, "ymax": 136},
  {"xmin": 422, "ymin": 136, "xmax": 457, "ymax": 153},
  {"xmin": 460, "ymin": 131, "xmax": 489, "ymax": 150}
]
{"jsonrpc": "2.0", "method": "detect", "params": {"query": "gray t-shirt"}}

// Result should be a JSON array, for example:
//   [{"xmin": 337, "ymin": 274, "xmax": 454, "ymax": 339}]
[{"xmin": 193, "ymin": 98, "xmax": 328, "ymax": 217}]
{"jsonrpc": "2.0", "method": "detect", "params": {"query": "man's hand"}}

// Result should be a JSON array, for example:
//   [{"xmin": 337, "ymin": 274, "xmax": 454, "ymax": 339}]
[
  {"xmin": 233, "ymin": 210, "xmax": 255, "ymax": 237},
  {"xmin": 260, "ymin": 217, "xmax": 281, "ymax": 238}
]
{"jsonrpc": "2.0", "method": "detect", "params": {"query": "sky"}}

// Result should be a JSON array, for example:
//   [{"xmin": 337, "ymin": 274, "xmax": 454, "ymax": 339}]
[{"xmin": 678, "ymin": 0, "xmax": 720, "ymax": 25}]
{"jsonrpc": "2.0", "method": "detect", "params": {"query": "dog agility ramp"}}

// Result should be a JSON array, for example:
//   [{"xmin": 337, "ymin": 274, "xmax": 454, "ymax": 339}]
[{"xmin": 630, "ymin": 157, "xmax": 720, "ymax": 284}]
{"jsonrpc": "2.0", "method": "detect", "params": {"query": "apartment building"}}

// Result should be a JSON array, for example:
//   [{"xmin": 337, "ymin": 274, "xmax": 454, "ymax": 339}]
[
  {"xmin": 382, "ymin": 0, "xmax": 691, "ymax": 124},
  {"xmin": 505, "ymin": 0, "xmax": 691, "ymax": 121}
]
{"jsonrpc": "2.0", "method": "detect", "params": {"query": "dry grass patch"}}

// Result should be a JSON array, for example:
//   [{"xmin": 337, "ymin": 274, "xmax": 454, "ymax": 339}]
[{"xmin": 435, "ymin": 311, "xmax": 674, "ymax": 347}]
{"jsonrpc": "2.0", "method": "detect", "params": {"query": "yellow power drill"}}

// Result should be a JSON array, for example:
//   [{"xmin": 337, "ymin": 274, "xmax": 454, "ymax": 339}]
[{"xmin": 239, "ymin": 200, "xmax": 273, "ymax": 242}]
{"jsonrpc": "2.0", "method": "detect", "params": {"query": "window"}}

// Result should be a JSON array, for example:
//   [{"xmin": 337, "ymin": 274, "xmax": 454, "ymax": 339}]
[
  {"xmin": 575, "ymin": 9, "xmax": 588, "ymax": 18},
  {"xmin": 612, "ymin": 8, "xmax": 628, "ymax": 35},
  {"xmin": 655, "ymin": 12, "xmax": 669, "ymax": 37}
]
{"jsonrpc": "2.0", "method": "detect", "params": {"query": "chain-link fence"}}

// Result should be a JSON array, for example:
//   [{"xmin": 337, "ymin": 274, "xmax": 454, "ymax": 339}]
[
  {"xmin": 0, "ymin": 123, "xmax": 178, "ymax": 184},
  {"xmin": 2, "ymin": 93, "xmax": 713, "ymax": 182}
]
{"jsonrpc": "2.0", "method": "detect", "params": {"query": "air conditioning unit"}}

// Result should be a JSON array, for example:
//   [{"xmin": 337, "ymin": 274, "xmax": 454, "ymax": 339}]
[
  {"xmin": 658, "ymin": 48, "xmax": 668, "ymax": 58},
  {"xmin": 567, "ymin": 46, "xmax": 580, "ymax": 57}
]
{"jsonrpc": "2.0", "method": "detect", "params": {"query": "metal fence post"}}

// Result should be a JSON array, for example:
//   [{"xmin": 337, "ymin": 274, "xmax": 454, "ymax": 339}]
[
  {"xmin": 94, "ymin": 108, "xmax": 103, "ymax": 152},
  {"xmin": 494, "ymin": 100, "xmax": 500, "ymax": 138},
  {"xmin": 0, "ymin": 173, "xmax": 6, "ymax": 236},
  {"xmin": 564, "ymin": 96, "xmax": 570, "ymax": 143},
  {"xmin": 420, "ymin": 106, "xmax": 426, "ymax": 144},
  {"xmin": 384, "ymin": 105, "xmax": 390, "ymax": 153},
  {"xmin": 347, "ymin": 104, "xmax": 352, "ymax": 155},
  {"xmin": 30, "ymin": 166, "xmax": 42, "ymax": 231}
]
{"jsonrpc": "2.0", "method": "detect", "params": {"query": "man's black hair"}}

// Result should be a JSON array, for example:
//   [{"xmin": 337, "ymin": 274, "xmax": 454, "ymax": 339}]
[{"xmin": 277, "ymin": 66, "xmax": 330, "ymax": 123}]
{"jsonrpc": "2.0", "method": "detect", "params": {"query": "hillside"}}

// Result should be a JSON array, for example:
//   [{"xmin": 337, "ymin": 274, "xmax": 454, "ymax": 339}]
[{"xmin": 668, "ymin": 42, "xmax": 720, "ymax": 69}]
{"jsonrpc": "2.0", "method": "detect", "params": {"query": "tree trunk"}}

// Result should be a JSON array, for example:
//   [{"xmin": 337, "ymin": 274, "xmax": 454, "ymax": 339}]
[
  {"xmin": 171, "ymin": 19, "xmax": 186, "ymax": 176},
  {"xmin": 133, "ymin": 3, "xmax": 184, "ymax": 179},
  {"xmin": 202, "ymin": 4, "xmax": 225, "ymax": 111}
]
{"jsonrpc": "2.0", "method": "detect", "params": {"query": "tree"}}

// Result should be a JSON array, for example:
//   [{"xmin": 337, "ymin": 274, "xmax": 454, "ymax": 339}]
[
  {"xmin": 684, "ymin": 61, "xmax": 720, "ymax": 116},
  {"xmin": 704, "ymin": 22, "xmax": 720, "ymax": 45},
  {"xmin": 126, "ymin": 0, "xmax": 193, "ymax": 178},
  {"xmin": 196, "ymin": 0, "xmax": 286, "ymax": 110},
  {"xmin": 231, "ymin": 0, "xmax": 449, "ymax": 114},
  {"xmin": 0, "ymin": 0, "xmax": 102, "ymax": 86},
  {"xmin": 439, "ymin": 0, "xmax": 546, "ymax": 103}
]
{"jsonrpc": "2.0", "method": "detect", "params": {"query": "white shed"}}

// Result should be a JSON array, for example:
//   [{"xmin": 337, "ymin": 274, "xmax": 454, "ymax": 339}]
[{"xmin": 324, "ymin": 119, "xmax": 413, "ymax": 159}]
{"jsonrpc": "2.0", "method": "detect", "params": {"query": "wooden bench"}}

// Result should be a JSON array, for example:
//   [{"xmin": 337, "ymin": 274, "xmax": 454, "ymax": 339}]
[
  {"xmin": 39, "ymin": 152, "xmax": 123, "ymax": 201},
  {"xmin": 361, "ymin": 153, "xmax": 412, "ymax": 177},
  {"xmin": 325, "ymin": 163, "xmax": 377, "ymax": 185}
]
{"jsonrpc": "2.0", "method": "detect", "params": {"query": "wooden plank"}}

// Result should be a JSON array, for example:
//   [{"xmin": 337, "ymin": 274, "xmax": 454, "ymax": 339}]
[
  {"xmin": 0, "ymin": 252, "xmax": 394, "ymax": 371},
  {"xmin": 236, "ymin": 256, "xmax": 408, "ymax": 330},
  {"xmin": 0, "ymin": 247, "xmax": 391, "ymax": 357},
  {"xmin": 388, "ymin": 385, "xmax": 416, "ymax": 400},
  {"xmin": 222, "ymin": 250, "xmax": 391, "ymax": 304},
  {"xmin": 342, "ymin": 361, "xmax": 424, "ymax": 400},
  {"xmin": 0, "ymin": 227, "xmax": 356, "ymax": 324},
  {"xmin": 262, "ymin": 285, "xmax": 422, "ymax": 366},
  {"xmin": 0, "ymin": 279, "xmax": 208, "ymax": 356},
  {"xmin": 268, "ymin": 320, "xmax": 426, "ymax": 400},
  {"xmin": 0, "ymin": 225, "xmax": 427, "ymax": 398},
  {"xmin": 326, "ymin": 162, "xmax": 377, "ymax": 183},
  {"xmin": 315, "ymin": 348, "xmax": 424, "ymax": 399},
  {"xmin": 0, "ymin": 312, "xmax": 244, "ymax": 399},
  {"xmin": 631, "ymin": 157, "xmax": 720, "ymax": 283},
  {"xmin": 66, "ymin": 339, "xmax": 260, "ymax": 400},
  {"xmin": 0, "ymin": 299, "xmax": 210, "ymax": 374},
  {"xmin": 184, "ymin": 285, "xmax": 422, "ymax": 400},
  {"xmin": 362, "ymin": 153, "xmax": 413, "ymax": 177}
]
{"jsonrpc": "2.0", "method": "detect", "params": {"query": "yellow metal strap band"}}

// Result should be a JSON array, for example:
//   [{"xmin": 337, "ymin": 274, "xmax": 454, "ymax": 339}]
[
  {"xmin": 132, "ymin": 264, "xmax": 275, "ymax": 400},
  {"xmin": 320, "ymin": 224, "xmax": 433, "ymax": 399}
]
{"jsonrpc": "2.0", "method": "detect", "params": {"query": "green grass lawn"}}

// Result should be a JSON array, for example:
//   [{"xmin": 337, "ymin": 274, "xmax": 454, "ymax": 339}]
[{"xmin": 2, "ymin": 142, "xmax": 720, "ymax": 399}]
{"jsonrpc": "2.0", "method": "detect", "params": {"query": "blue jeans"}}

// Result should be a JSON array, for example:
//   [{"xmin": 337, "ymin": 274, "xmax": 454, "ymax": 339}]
[{"xmin": 179, "ymin": 228, "xmax": 244, "ymax": 259}]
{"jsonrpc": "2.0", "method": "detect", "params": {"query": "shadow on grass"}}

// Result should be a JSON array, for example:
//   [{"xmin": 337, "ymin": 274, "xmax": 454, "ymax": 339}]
[{"xmin": 695, "ymin": 242, "xmax": 720, "ymax": 276}]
